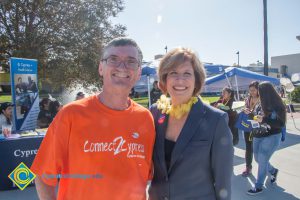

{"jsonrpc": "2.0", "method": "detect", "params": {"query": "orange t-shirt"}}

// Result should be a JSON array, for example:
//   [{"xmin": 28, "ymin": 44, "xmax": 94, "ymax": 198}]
[{"xmin": 31, "ymin": 95, "xmax": 155, "ymax": 200}]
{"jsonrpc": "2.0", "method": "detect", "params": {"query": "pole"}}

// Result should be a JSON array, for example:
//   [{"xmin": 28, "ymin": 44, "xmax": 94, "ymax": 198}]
[
  {"xmin": 236, "ymin": 51, "xmax": 239, "ymax": 67},
  {"xmin": 234, "ymin": 75, "xmax": 240, "ymax": 101},
  {"xmin": 263, "ymin": 0, "xmax": 269, "ymax": 76},
  {"xmin": 147, "ymin": 75, "xmax": 151, "ymax": 108}
]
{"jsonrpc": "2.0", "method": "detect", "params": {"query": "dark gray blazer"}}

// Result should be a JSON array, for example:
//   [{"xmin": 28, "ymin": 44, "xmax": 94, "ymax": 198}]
[{"xmin": 149, "ymin": 99, "xmax": 233, "ymax": 200}]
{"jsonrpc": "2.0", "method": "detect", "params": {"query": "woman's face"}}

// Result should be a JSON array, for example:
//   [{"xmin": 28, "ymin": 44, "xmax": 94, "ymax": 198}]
[
  {"xmin": 3, "ymin": 106, "xmax": 13, "ymax": 118},
  {"xmin": 44, "ymin": 101, "xmax": 50, "ymax": 110},
  {"xmin": 222, "ymin": 90, "xmax": 231, "ymax": 100},
  {"xmin": 249, "ymin": 86, "xmax": 258, "ymax": 97},
  {"xmin": 166, "ymin": 61, "xmax": 195, "ymax": 105}
]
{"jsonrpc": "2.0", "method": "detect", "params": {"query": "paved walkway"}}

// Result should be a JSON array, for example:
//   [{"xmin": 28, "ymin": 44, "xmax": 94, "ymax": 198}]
[
  {"xmin": 1, "ymin": 113, "xmax": 300, "ymax": 200},
  {"xmin": 232, "ymin": 112, "xmax": 300, "ymax": 200}
]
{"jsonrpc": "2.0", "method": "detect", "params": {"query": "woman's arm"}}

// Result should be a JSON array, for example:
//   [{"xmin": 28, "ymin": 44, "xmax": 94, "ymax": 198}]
[
  {"xmin": 211, "ymin": 113, "xmax": 234, "ymax": 200},
  {"xmin": 262, "ymin": 112, "xmax": 285, "ymax": 129}
]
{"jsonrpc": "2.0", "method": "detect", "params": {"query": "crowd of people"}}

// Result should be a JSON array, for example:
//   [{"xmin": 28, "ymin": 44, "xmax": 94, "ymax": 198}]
[
  {"xmin": 1, "ymin": 37, "xmax": 288, "ymax": 199},
  {"xmin": 0, "ymin": 91, "xmax": 85, "ymax": 135},
  {"xmin": 36, "ymin": 92, "xmax": 85, "ymax": 128}
]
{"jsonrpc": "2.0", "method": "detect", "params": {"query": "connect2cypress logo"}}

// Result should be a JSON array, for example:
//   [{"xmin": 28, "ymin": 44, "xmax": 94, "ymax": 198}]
[{"xmin": 8, "ymin": 162, "xmax": 36, "ymax": 190}]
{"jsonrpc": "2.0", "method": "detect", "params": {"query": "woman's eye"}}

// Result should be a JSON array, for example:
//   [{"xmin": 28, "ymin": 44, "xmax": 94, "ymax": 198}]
[{"xmin": 184, "ymin": 72, "xmax": 192, "ymax": 77}]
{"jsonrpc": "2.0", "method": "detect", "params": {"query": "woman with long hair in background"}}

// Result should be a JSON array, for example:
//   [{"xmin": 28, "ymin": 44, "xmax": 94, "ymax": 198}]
[{"xmin": 247, "ymin": 81, "xmax": 286, "ymax": 195}]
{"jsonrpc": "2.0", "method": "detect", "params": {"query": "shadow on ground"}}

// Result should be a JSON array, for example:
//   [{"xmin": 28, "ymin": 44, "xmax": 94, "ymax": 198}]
[{"xmin": 232, "ymin": 173, "xmax": 300, "ymax": 200}]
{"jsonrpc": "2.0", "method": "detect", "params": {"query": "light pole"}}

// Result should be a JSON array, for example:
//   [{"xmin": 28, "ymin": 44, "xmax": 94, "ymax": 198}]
[
  {"xmin": 236, "ymin": 51, "xmax": 240, "ymax": 67},
  {"xmin": 263, "ymin": 0, "xmax": 269, "ymax": 76}
]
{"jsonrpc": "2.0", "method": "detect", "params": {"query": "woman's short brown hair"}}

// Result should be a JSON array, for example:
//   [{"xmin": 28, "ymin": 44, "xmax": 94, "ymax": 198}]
[{"xmin": 158, "ymin": 47, "xmax": 206, "ymax": 96}]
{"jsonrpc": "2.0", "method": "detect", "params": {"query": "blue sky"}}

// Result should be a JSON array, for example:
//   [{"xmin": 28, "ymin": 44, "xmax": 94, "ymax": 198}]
[{"xmin": 112, "ymin": 0, "xmax": 300, "ymax": 66}]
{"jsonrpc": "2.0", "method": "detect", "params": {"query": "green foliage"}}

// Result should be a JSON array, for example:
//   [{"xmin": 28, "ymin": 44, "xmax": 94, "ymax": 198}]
[
  {"xmin": 203, "ymin": 96, "xmax": 219, "ymax": 103},
  {"xmin": 291, "ymin": 86, "xmax": 300, "ymax": 103},
  {"xmin": 133, "ymin": 97, "xmax": 149, "ymax": 108},
  {"xmin": 0, "ymin": 72, "xmax": 10, "ymax": 82},
  {"xmin": 0, "ymin": 0, "xmax": 126, "ymax": 89},
  {"xmin": 0, "ymin": 95, "xmax": 11, "ymax": 102}
]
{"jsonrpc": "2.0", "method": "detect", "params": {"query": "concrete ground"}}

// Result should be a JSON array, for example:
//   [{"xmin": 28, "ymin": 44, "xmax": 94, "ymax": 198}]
[
  {"xmin": 232, "ymin": 112, "xmax": 300, "ymax": 200},
  {"xmin": 1, "ymin": 112, "xmax": 300, "ymax": 200}
]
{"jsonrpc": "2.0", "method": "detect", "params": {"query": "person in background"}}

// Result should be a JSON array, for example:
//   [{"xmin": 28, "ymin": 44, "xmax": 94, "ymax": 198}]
[
  {"xmin": 247, "ymin": 81, "xmax": 286, "ymax": 195},
  {"xmin": 15, "ymin": 77, "xmax": 27, "ymax": 94},
  {"xmin": 150, "ymin": 80, "xmax": 162, "ymax": 105},
  {"xmin": 280, "ymin": 85, "xmax": 285, "ymax": 98},
  {"xmin": 75, "ymin": 91, "xmax": 85, "ymax": 100},
  {"xmin": 37, "ymin": 98, "xmax": 51, "ymax": 128},
  {"xmin": 49, "ymin": 100, "xmax": 63, "ymax": 123},
  {"xmin": 149, "ymin": 47, "xmax": 233, "ymax": 200},
  {"xmin": 129, "ymin": 87, "xmax": 138, "ymax": 98},
  {"xmin": 0, "ymin": 102, "xmax": 14, "ymax": 136},
  {"xmin": 242, "ymin": 81, "xmax": 260, "ymax": 177},
  {"xmin": 31, "ymin": 37, "xmax": 155, "ymax": 200},
  {"xmin": 27, "ymin": 76, "xmax": 38, "ymax": 93},
  {"xmin": 20, "ymin": 94, "xmax": 32, "ymax": 115},
  {"xmin": 214, "ymin": 87, "xmax": 239, "ymax": 145}
]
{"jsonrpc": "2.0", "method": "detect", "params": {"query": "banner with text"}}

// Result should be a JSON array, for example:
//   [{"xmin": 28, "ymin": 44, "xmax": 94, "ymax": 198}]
[{"xmin": 10, "ymin": 57, "xmax": 39, "ymax": 131}]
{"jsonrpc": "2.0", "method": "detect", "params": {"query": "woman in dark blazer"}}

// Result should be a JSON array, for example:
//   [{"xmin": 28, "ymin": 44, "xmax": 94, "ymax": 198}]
[{"xmin": 149, "ymin": 47, "xmax": 234, "ymax": 200}]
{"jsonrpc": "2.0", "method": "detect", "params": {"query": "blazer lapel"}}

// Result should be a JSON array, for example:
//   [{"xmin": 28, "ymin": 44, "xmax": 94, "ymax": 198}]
[
  {"xmin": 168, "ymin": 99, "xmax": 206, "ymax": 173},
  {"xmin": 155, "ymin": 113, "xmax": 169, "ymax": 175}
]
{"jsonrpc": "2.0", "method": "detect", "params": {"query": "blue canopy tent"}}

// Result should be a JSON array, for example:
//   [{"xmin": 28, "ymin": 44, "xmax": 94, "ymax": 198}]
[
  {"xmin": 134, "ymin": 64, "xmax": 158, "ymax": 107},
  {"xmin": 204, "ymin": 67, "xmax": 280, "ymax": 100},
  {"xmin": 204, "ymin": 64, "xmax": 226, "ymax": 75},
  {"xmin": 141, "ymin": 66, "xmax": 156, "ymax": 75}
]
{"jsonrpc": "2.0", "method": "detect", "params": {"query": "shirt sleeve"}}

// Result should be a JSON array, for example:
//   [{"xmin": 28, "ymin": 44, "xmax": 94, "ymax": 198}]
[{"xmin": 31, "ymin": 107, "xmax": 71, "ymax": 186}]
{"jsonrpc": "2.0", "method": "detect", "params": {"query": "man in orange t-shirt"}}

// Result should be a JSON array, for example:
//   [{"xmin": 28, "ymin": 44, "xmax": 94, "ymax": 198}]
[{"xmin": 31, "ymin": 37, "xmax": 155, "ymax": 200}]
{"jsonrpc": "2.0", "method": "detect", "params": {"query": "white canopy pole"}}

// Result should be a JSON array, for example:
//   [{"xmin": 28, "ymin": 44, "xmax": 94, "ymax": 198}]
[
  {"xmin": 234, "ymin": 75, "xmax": 240, "ymax": 101},
  {"xmin": 147, "ymin": 75, "xmax": 151, "ymax": 107},
  {"xmin": 225, "ymin": 73, "xmax": 232, "ymax": 88}
]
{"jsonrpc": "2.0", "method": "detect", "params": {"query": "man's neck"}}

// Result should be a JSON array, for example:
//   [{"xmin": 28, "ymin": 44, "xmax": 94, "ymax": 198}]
[{"xmin": 98, "ymin": 91, "xmax": 130, "ymax": 110}]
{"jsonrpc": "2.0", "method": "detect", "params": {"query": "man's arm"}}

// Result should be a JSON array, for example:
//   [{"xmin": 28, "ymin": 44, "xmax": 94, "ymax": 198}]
[{"xmin": 35, "ymin": 176, "xmax": 56, "ymax": 200}]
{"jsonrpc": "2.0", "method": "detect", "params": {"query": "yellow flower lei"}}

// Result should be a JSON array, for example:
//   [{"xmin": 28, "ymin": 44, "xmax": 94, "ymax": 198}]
[{"xmin": 156, "ymin": 95, "xmax": 198, "ymax": 119}]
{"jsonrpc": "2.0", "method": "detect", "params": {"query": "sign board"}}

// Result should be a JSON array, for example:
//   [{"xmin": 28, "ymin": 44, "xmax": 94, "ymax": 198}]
[{"xmin": 10, "ymin": 58, "xmax": 39, "ymax": 131}]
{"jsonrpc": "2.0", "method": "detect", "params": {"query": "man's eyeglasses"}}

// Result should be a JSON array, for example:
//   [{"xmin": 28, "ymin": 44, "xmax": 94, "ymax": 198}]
[{"xmin": 101, "ymin": 56, "xmax": 140, "ymax": 70}]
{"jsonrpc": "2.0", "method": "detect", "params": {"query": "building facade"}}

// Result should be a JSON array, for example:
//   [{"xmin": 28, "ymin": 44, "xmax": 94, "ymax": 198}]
[{"xmin": 271, "ymin": 53, "xmax": 300, "ymax": 77}]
